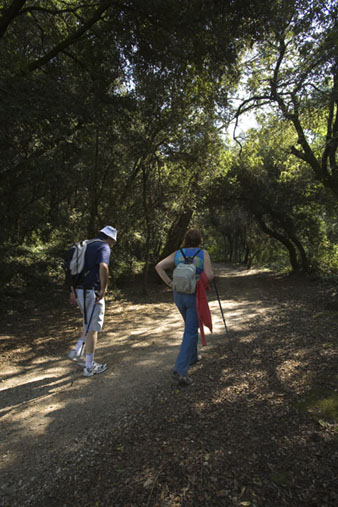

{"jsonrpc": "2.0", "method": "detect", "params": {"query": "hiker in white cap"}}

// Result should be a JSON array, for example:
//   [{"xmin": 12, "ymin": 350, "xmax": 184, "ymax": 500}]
[{"xmin": 68, "ymin": 225, "xmax": 117, "ymax": 377}]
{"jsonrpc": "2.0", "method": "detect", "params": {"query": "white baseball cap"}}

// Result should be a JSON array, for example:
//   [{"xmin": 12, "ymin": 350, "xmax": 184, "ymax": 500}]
[{"xmin": 100, "ymin": 225, "xmax": 117, "ymax": 241}]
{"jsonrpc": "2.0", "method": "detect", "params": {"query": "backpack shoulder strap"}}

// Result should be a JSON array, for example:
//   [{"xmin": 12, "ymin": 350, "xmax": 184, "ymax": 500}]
[
  {"xmin": 179, "ymin": 248, "xmax": 201, "ymax": 260},
  {"xmin": 179, "ymin": 248, "xmax": 201, "ymax": 263},
  {"xmin": 191, "ymin": 248, "xmax": 201, "ymax": 260},
  {"xmin": 87, "ymin": 239, "xmax": 105, "ymax": 245}
]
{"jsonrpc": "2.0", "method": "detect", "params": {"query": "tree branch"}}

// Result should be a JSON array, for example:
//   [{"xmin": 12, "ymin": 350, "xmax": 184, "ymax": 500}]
[
  {"xmin": 25, "ymin": 0, "xmax": 117, "ymax": 74},
  {"xmin": 0, "ymin": 0, "xmax": 27, "ymax": 39},
  {"xmin": 19, "ymin": 4, "xmax": 97, "ymax": 17}
]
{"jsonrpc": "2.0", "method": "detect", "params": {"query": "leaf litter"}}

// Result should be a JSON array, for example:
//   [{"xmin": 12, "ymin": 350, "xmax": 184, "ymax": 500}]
[{"xmin": 1, "ymin": 266, "xmax": 338, "ymax": 506}]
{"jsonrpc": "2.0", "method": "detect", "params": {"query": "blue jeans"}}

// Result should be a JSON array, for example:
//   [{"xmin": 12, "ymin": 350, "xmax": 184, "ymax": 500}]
[{"xmin": 173, "ymin": 291, "xmax": 199, "ymax": 375}]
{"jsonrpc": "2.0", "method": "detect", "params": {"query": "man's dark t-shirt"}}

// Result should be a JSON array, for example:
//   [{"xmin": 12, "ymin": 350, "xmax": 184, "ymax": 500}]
[{"xmin": 82, "ymin": 240, "xmax": 111, "ymax": 290}]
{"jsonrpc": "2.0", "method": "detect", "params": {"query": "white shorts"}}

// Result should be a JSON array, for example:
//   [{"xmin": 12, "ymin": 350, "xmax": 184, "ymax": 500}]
[{"xmin": 75, "ymin": 289, "xmax": 105, "ymax": 332}]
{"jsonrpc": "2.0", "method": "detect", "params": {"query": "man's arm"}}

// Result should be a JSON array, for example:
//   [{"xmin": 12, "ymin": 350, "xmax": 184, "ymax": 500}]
[{"xmin": 97, "ymin": 262, "xmax": 109, "ymax": 300}]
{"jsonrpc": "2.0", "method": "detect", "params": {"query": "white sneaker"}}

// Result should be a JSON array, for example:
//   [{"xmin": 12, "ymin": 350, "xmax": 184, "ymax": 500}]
[{"xmin": 83, "ymin": 362, "xmax": 107, "ymax": 377}]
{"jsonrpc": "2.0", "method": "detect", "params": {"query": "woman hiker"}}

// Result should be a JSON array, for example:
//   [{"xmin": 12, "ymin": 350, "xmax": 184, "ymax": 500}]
[{"xmin": 155, "ymin": 228, "xmax": 214, "ymax": 386}]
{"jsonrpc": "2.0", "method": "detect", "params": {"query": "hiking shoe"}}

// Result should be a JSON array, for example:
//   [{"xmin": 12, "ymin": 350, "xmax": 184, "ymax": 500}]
[
  {"xmin": 83, "ymin": 362, "xmax": 107, "ymax": 377},
  {"xmin": 172, "ymin": 371, "xmax": 193, "ymax": 386}
]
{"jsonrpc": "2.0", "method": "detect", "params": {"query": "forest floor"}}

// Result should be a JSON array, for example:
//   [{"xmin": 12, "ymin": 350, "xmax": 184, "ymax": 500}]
[{"xmin": 1, "ymin": 264, "xmax": 338, "ymax": 506}]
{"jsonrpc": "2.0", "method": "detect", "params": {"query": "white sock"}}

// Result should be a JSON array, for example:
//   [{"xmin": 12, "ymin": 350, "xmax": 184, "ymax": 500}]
[{"xmin": 85, "ymin": 354, "xmax": 94, "ymax": 369}]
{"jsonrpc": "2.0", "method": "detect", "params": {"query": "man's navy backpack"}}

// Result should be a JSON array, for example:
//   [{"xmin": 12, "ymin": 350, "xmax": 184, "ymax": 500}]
[
  {"xmin": 172, "ymin": 248, "xmax": 201, "ymax": 294},
  {"xmin": 64, "ymin": 239, "xmax": 103, "ymax": 289}
]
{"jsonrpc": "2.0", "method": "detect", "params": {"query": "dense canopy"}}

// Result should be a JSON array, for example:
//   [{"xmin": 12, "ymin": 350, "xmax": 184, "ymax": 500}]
[{"xmin": 1, "ymin": 0, "xmax": 338, "ymax": 288}]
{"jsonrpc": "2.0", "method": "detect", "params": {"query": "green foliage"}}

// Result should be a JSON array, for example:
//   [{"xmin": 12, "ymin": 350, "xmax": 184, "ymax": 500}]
[
  {"xmin": 0, "ymin": 242, "xmax": 62, "ymax": 293},
  {"xmin": 1, "ymin": 0, "xmax": 338, "ymax": 290}
]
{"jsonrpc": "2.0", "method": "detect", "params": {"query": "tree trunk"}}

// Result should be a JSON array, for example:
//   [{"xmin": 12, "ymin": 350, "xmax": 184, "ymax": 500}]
[
  {"xmin": 256, "ymin": 216, "xmax": 300, "ymax": 271},
  {"xmin": 227, "ymin": 234, "xmax": 233, "ymax": 262},
  {"xmin": 244, "ymin": 244, "xmax": 250, "ymax": 265},
  {"xmin": 142, "ymin": 165, "xmax": 151, "ymax": 294},
  {"xmin": 289, "ymin": 233, "xmax": 309, "ymax": 272},
  {"xmin": 87, "ymin": 129, "xmax": 100, "ymax": 238},
  {"xmin": 270, "ymin": 210, "xmax": 309, "ymax": 272},
  {"xmin": 160, "ymin": 210, "xmax": 193, "ymax": 259}
]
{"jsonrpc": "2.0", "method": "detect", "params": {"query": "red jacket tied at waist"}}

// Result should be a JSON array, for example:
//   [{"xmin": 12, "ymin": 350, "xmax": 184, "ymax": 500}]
[{"xmin": 196, "ymin": 271, "xmax": 212, "ymax": 346}]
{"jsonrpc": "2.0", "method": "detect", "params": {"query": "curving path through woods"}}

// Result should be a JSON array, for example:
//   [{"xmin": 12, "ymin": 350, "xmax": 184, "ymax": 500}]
[{"xmin": 1, "ymin": 264, "xmax": 338, "ymax": 506}]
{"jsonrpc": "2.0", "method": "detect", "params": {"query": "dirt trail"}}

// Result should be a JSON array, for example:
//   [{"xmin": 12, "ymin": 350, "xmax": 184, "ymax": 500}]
[
  {"xmin": 0, "ymin": 266, "xmax": 234, "ymax": 490},
  {"xmin": 1, "ymin": 264, "xmax": 338, "ymax": 506}
]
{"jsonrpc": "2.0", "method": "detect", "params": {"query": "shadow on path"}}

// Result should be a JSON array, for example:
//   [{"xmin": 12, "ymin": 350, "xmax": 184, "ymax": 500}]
[{"xmin": 1, "ymin": 264, "xmax": 338, "ymax": 506}]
